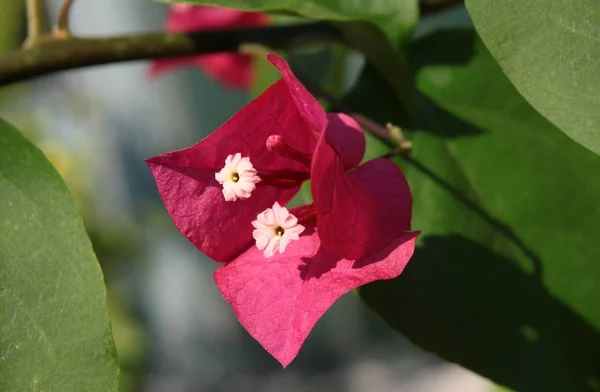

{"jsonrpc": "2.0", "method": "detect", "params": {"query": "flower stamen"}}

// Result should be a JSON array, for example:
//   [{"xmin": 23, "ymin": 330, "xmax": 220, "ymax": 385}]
[
  {"xmin": 215, "ymin": 153, "xmax": 260, "ymax": 201},
  {"xmin": 252, "ymin": 202, "xmax": 305, "ymax": 258},
  {"xmin": 266, "ymin": 134, "xmax": 312, "ymax": 168}
]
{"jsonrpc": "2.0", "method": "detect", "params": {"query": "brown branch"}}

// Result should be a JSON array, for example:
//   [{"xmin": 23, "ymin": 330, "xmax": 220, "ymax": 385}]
[
  {"xmin": 0, "ymin": 22, "xmax": 341, "ymax": 86},
  {"xmin": 419, "ymin": 0, "xmax": 464, "ymax": 16}
]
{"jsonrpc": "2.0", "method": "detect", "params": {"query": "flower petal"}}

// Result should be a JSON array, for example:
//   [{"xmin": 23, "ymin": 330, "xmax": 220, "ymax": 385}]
[
  {"xmin": 146, "ymin": 69, "xmax": 317, "ymax": 263},
  {"xmin": 311, "ymin": 113, "xmax": 413, "ymax": 260},
  {"xmin": 323, "ymin": 112, "xmax": 366, "ymax": 170},
  {"xmin": 214, "ymin": 222, "xmax": 418, "ymax": 367},
  {"xmin": 267, "ymin": 53, "xmax": 327, "ymax": 137}
]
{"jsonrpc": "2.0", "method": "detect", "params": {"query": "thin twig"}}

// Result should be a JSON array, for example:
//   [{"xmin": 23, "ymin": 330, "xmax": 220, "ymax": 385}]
[
  {"xmin": 0, "ymin": 22, "xmax": 341, "ymax": 86},
  {"xmin": 24, "ymin": 0, "xmax": 49, "ymax": 48},
  {"xmin": 55, "ymin": 0, "xmax": 75, "ymax": 39}
]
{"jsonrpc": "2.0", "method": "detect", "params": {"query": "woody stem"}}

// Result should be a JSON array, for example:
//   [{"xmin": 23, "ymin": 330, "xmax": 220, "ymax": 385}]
[
  {"xmin": 0, "ymin": 22, "xmax": 342, "ymax": 86},
  {"xmin": 0, "ymin": 0, "xmax": 466, "ymax": 87}
]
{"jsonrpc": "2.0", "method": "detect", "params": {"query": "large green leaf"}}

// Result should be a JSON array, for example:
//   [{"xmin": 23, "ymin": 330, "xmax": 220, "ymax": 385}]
[
  {"xmin": 162, "ymin": 0, "xmax": 418, "ymax": 47},
  {"xmin": 351, "ymin": 31, "xmax": 600, "ymax": 392},
  {"xmin": 0, "ymin": 119, "xmax": 119, "ymax": 391},
  {"xmin": 466, "ymin": 0, "xmax": 600, "ymax": 156}
]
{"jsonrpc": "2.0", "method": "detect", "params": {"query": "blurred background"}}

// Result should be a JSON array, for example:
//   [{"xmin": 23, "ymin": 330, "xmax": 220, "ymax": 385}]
[{"xmin": 0, "ymin": 1, "xmax": 497, "ymax": 391}]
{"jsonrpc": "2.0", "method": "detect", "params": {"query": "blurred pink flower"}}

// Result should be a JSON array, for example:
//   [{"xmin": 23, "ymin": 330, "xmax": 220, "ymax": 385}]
[
  {"xmin": 147, "ymin": 53, "xmax": 418, "ymax": 367},
  {"xmin": 149, "ymin": 4, "xmax": 268, "ymax": 89}
]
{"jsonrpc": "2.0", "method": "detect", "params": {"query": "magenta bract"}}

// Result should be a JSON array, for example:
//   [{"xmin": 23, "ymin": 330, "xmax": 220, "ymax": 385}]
[
  {"xmin": 147, "ymin": 53, "xmax": 418, "ymax": 367},
  {"xmin": 146, "ymin": 54, "xmax": 322, "ymax": 263},
  {"xmin": 215, "ymin": 211, "xmax": 418, "ymax": 367},
  {"xmin": 312, "ymin": 113, "xmax": 413, "ymax": 260}
]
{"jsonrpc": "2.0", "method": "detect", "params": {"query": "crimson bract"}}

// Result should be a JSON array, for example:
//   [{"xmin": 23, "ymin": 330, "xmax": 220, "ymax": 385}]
[{"xmin": 146, "ymin": 53, "xmax": 418, "ymax": 367}]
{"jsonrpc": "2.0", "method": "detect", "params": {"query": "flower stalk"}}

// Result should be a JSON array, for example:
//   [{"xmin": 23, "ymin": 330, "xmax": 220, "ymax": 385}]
[{"xmin": 54, "ymin": 0, "xmax": 75, "ymax": 39}]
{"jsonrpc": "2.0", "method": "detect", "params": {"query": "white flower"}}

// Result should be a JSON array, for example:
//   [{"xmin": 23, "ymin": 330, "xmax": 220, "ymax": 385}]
[
  {"xmin": 215, "ymin": 153, "xmax": 261, "ymax": 201},
  {"xmin": 252, "ymin": 202, "xmax": 305, "ymax": 258}
]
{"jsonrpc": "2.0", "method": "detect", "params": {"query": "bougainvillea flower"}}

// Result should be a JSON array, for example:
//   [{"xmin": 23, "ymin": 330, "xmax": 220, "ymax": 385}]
[
  {"xmin": 146, "ymin": 53, "xmax": 324, "ymax": 263},
  {"xmin": 213, "ymin": 111, "xmax": 417, "ymax": 366},
  {"xmin": 147, "ymin": 53, "xmax": 418, "ymax": 367},
  {"xmin": 149, "ymin": 4, "xmax": 268, "ymax": 89}
]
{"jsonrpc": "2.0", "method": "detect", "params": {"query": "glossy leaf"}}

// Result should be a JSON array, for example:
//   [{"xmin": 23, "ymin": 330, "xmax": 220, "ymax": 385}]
[
  {"xmin": 0, "ymin": 119, "xmax": 119, "ymax": 391},
  {"xmin": 352, "ymin": 31, "xmax": 600, "ymax": 392},
  {"xmin": 466, "ymin": 0, "xmax": 600, "ymax": 156},
  {"xmin": 161, "ymin": 0, "xmax": 418, "ymax": 46}
]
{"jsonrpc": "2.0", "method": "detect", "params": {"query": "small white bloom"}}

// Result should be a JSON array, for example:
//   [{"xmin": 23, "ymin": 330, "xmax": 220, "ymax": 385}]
[
  {"xmin": 215, "ymin": 153, "xmax": 261, "ymax": 201},
  {"xmin": 252, "ymin": 202, "xmax": 305, "ymax": 258}
]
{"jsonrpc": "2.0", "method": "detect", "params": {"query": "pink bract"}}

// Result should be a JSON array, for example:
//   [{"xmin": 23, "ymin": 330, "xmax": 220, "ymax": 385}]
[
  {"xmin": 214, "ymin": 210, "xmax": 419, "ymax": 367},
  {"xmin": 311, "ymin": 113, "xmax": 413, "ymax": 260},
  {"xmin": 148, "ymin": 53, "xmax": 418, "ymax": 367},
  {"xmin": 149, "ymin": 4, "xmax": 268, "ymax": 89},
  {"xmin": 146, "ymin": 54, "xmax": 323, "ymax": 263}
]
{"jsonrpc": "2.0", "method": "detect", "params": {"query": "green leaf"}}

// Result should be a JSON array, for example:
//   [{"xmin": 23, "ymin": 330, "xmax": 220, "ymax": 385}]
[
  {"xmin": 0, "ymin": 119, "xmax": 119, "ymax": 391},
  {"xmin": 352, "ymin": 30, "xmax": 600, "ymax": 392},
  {"xmin": 162, "ymin": 0, "xmax": 418, "ymax": 47},
  {"xmin": 466, "ymin": 0, "xmax": 600, "ymax": 156},
  {"xmin": 334, "ymin": 22, "xmax": 415, "ymax": 116}
]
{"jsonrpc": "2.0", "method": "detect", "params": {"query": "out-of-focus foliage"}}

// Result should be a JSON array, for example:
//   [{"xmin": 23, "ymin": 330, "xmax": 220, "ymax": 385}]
[
  {"xmin": 354, "ymin": 30, "xmax": 600, "ymax": 392},
  {"xmin": 0, "ymin": 118, "xmax": 119, "ymax": 392},
  {"xmin": 0, "ymin": 0, "xmax": 24, "ymax": 100},
  {"xmin": 107, "ymin": 291, "xmax": 146, "ymax": 392},
  {"xmin": 0, "ymin": 0, "xmax": 23, "ymax": 54},
  {"xmin": 467, "ymin": 0, "xmax": 600, "ymax": 157}
]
